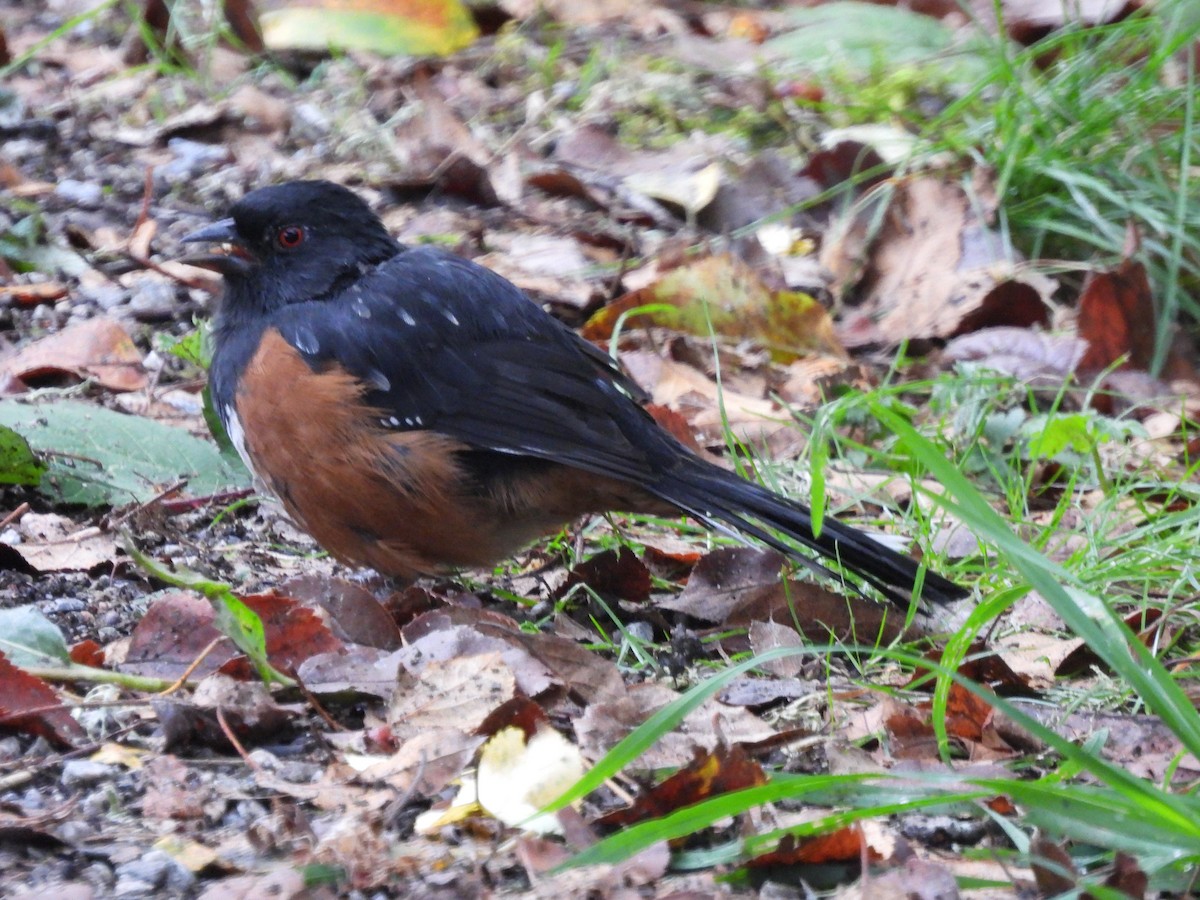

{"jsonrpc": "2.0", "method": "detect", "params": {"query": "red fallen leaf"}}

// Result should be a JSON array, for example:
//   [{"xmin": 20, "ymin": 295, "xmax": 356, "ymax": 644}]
[
  {"xmin": 554, "ymin": 547, "xmax": 652, "ymax": 604},
  {"xmin": 476, "ymin": 696, "xmax": 550, "ymax": 740},
  {"xmin": 219, "ymin": 592, "xmax": 344, "ymax": 679},
  {"xmin": 1077, "ymin": 255, "xmax": 1156, "ymax": 373},
  {"xmin": 0, "ymin": 318, "xmax": 147, "ymax": 392},
  {"xmin": 123, "ymin": 590, "xmax": 344, "ymax": 681},
  {"xmin": 0, "ymin": 652, "xmax": 85, "ymax": 747},
  {"xmin": 123, "ymin": 592, "xmax": 239, "ymax": 680},
  {"xmin": 938, "ymin": 683, "xmax": 994, "ymax": 742},
  {"xmin": 69, "ymin": 640, "xmax": 105, "ymax": 667},
  {"xmin": 746, "ymin": 823, "xmax": 882, "ymax": 868},
  {"xmin": 596, "ymin": 744, "xmax": 767, "ymax": 828},
  {"xmin": 280, "ymin": 574, "xmax": 402, "ymax": 650},
  {"xmin": 885, "ymin": 686, "xmax": 1013, "ymax": 758},
  {"xmin": 984, "ymin": 795, "xmax": 1017, "ymax": 815},
  {"xmin": 641, "ymin": 544, "xmax": 702, "ymax": 582},
  {"xmin": 1056, "ymin": 608, "xmax": 1163, "ymax": 677},
  {"xmin": 910, "ymin": 641, "xmax": 1040, "ymax": 698}
]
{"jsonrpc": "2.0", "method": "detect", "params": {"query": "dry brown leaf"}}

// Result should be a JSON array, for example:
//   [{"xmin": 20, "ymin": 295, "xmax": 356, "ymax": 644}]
[
  {"xmin": 356, "ymin": 728, "xmax": 484, "ymax": 797},
  {"xmin": 574, "ymin": 681, "xmax": 775, "ymax": 769},
  {"xmin": 823, "ymin": 177, "xmax": 1056, "ymax": 342},
  {"xmin": 389, "ymin": 651, "xmax": 517, "ymax": 739},
  {"xmin": 0, "ymin": 317, "xmax": 146, "ymax": 392},
  {"xmin": 9, "ymin": 512, "xmax": 117, "ymax": 573}
]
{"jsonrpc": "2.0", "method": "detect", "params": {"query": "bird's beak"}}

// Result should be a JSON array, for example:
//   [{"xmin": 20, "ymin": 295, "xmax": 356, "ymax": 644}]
[{"xmin": 179, "ymin": 218, "xmax": 257, "ymax": 276}]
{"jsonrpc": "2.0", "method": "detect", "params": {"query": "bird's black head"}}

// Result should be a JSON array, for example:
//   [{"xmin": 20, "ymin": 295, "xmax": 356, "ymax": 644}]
[{"xmin": 182, "ymin": 180, "xmax": 401, "ymax": 324}]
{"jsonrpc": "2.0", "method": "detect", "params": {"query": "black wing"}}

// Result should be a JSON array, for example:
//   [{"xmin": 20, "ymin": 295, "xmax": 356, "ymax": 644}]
[{"xmin": 268, "ymin": 246, "xmax": 680, "ymax": 484}]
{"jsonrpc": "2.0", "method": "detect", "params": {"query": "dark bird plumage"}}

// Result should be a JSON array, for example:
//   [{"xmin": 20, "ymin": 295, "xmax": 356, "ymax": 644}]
[{"xmin": 184, "ymin": 180, "xmax": 967, "ymax": 605}]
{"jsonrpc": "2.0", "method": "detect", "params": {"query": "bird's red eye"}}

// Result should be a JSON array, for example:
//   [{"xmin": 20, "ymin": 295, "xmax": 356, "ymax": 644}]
[{"xmin": 277, "ymin": 226, "xmax": 305, "ymax": 249}]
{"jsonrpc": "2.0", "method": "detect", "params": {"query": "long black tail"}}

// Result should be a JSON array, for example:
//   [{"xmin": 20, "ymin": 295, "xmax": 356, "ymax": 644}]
[{"xmin": 651, "ymin": 457, "xmax": 967, "ymax": 606}]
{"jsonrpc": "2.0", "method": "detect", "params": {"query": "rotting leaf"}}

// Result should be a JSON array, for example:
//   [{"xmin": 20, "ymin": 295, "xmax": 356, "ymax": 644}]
[
  {"xmin": 1056, "ymin": 608, "xmax": 1163, "ymax": 677},
  {"xmin": 911, "ymin": 641, "xmax": 1040, "ymax": 698},
  {"xmin": 8, "ymin": 512, "xmax": 118, "ymax": 574},
  {"xmin": 259, "ymin": 0, "xmax": 479, "ymax": 57},
  {"xmin": 156, "ymin": 675, "xmax": 297, "ymax": 752},
  {"xmin": 585, "ymin": 254, "xmax": 845, "ymax": 363}
]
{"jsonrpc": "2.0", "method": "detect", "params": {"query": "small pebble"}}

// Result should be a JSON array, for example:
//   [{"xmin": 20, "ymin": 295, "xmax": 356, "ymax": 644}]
[
  {"xmin": 127, "ymin": 280, "xmax": 177, "ymax": 321},
  {"xmin": 77, "ymin": 282, "xmax": 128, "ymax": 311},
  {"xmin": 55, "ymin": 179, "xmax": 104, "ymax": 210},
  {"xmin": 60, "ymin": 759, "xmax": 117, "ymax": 788},
  {"xmin": 44, "ymin": 597, "xmax": 86, "ymax": 614}
]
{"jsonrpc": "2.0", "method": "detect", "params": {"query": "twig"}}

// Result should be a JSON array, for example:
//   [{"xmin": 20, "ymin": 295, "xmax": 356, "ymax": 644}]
[
  {"xmin": 216, "ymin": 706, "xmax": 256, "ymax": 768},
  {"xmin": 0, "ymin": 502, "xmax": 30, "ymax": 530},
  {"xmin": 157, "ymin": 637, "xmax": 226, "ymax": 697}
]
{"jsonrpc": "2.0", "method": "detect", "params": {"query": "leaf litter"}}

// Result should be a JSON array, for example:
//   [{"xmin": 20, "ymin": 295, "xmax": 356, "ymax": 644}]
[{"xmin": 0, "ymin": 0, "xmax": 1195, "ymax": 896}]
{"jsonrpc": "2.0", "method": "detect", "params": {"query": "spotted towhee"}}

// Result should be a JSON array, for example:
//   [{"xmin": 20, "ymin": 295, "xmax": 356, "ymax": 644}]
[{"xmin": 182, "ymin": 181, "xmax": 966, "ymax": 605}]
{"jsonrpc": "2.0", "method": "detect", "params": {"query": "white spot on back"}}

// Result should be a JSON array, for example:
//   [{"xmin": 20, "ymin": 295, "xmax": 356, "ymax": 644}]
[
  {"xmin": 444, "ymin": 310, "xmax": 460, "ymax": 326},
  {"xmin": 352, "ymin": 297, "xmax": 372, "ymax": 319},
  {"xmin": 400, "ymin": 310, "xmax": 417, "ymax": 327}
]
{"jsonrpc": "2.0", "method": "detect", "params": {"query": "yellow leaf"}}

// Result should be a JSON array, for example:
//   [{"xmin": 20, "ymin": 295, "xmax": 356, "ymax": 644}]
[{"xmin": 261, "ymin": 0, "xmax": 479, "ymax": 57}]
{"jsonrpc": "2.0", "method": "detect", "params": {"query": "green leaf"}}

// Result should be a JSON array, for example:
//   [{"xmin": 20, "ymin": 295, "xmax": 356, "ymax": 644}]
[
  {"xmin": 0, "ymin": 424, "xmax": 46, "ymax": 486},
  {"xmin": 0, "ymin": 606, "xmax": 72, "ymax": 668},
  {"xmin": 767, "ymin": 1, "xmax": 991, "ymax": 79},
  {"xmin": 0, "ymin": 400, "xmax": 249, "ymax": 508}
]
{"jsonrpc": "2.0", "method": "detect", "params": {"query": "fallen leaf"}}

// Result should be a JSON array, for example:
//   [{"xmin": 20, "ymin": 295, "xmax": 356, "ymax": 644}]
[
  {"xmin": 9, "ymin": 512, "xmax": 117, "ymax": 574},
  {"xmin": 746, "ymin": 823, "xmax": 883, "ymax": 868},
  {"xmin": 822, "ymin": 177, "xmax": 1055, "ymax": 342},
  {"xmin": 0, "ymin": 318, "xmax": 146, "ymax": 392},
  {"xmin": 389, "ymin": 651, "xmax": 517, "ymax": 739},
  {"xmin": 1077, "ymin": 255, "xmax": 1157, "ymax": 372},
  {"xmin": 259, "ymin": 0, "xmax": 479, "ymax": 56},
  {"xmin": 575, "ymin": 681, "xmax": 775, "ymax": 769},
  {"xmin": 586, "ymin": 254, "xmax": 845, "ymax": 363},
  {"xmin": 477, "ymin": 724, "xmax": 587, "ymax": 834},
  {"xmin": 596, "ymin": 744, "xmax": 766, "ymax": 828},
  {"xmin": 0, "ymin": 651, "xmax": 86, "ymax": 747},
  {"xmin": 553, "ymin": 547, "xmax": 651, "ymax": 604}
]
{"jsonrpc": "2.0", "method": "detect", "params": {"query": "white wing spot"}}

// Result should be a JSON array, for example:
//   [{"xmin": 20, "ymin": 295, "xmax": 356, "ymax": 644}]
[
  {"xmin": 444, "ymin": 310, "xmax": 460, "ymax": 327},
  {"xmin": 224, "ymin": 406, "xmax": 256, "ymax": 474},
  {"xmin": 401, "ymin": 311, "xmax": 417, "ymax": 327},
  {"xmin": 366, "ymin": 368, "xmax": 391, "ymax": 391}
]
